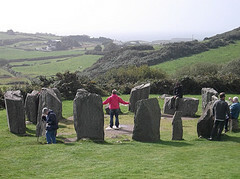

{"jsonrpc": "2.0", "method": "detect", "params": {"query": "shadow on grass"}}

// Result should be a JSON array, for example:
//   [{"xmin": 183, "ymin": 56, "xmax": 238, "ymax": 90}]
[
  {"xmin": 13, "ymin": 127, "xmax": 36, "ymax": 137},
  {"xmin": 140, "ymin": 140, "xmax": 193, "ymax": 147},
  {"xmin": 221, "ymin": 135, "xmax": 240, "ymax": 143}
]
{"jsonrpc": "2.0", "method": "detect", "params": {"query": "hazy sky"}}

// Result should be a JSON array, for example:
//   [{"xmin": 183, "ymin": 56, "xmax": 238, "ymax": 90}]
[{"xmin": 1, "ymin": 0, "xmax": 240, "ymax": 41}]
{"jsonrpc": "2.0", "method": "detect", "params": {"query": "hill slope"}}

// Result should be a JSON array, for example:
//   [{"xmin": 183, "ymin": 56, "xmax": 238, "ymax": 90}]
[
  {"xmin": 152, "ymin": 40, "xmax": 240, "ymax": 75},
  {"xmin": 83, "ymin": 27, "xmax": 240, "ymax": 78}
]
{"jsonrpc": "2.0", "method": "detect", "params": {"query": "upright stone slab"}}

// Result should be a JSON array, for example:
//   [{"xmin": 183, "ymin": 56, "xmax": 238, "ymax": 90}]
[
  {"xmin": 4, "ymin": 90, "xmax": 26, "ymax": 134},
  {"xmin": 172, "ymin": 111, "xmax": 183, "ymax": 140},
  {"xmin": 129, "ymin": 83, "xmax": 150, "ymax": 112},
  {"xmin": 132, "ymin": 98, "xmax": 161, "ymax": 142},
  {"xmin": 73, "ymin": 89, "xmax": 104, "ymax": 141},
  {"xmin": 231, "ymin": 119, "xmax": 239, "ymax": 131},
  {"xmin": 36, "ymin": 88, "xmax": 62, "ymax": 137},
  {"xmin": 201, "ymin": 88, "xmax": 218, "ymax": 111},
  {"xmin": 163, "ymin": 97, "xmax": 199, "ymax": 117},
  {"xmin": 52, "ymin": 88, "xmax": 61, "ymax": 101},
  {"xmin": 197, "ymin": 98, "xmax": 216, "ymax": 138},
  {"xmin": 25, "ymin": 90, "xmax": 39, "ymax": 124}
]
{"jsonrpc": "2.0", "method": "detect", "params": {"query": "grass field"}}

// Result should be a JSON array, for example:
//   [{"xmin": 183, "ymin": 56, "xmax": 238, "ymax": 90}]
[
  {"xmin": 152, "ymin": 41, "xmax": 240, "ymax": 75},
  {"xmin": 10, "ymin": 55, "xmax": 102, "ymax": 78},
  {"xmin": 0, "ymin": 46, "xmax": 85, "ymax": 60},
  {"xmin": 0, "ymin": 94, "xmax": 239, "ymax": 178}
]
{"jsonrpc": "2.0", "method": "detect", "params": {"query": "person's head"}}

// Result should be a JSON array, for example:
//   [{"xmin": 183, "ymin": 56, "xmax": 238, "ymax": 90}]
[
  {"xmin": 42, "ymin": 107, "xmax": 49, "ymax": 115},
  {"xmin": 233, "ymin": 96, "xmax": 239, "ymax": 103},
  {"xmin": 112, "ymin": 89, "xmax": 117, "ymax": 94},
  {"xmin": 219, "ymin": 92, "xmax": 225, "ymax": 100}
]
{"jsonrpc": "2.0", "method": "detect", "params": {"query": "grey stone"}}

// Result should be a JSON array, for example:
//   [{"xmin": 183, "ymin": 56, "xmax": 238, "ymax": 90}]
[
  {"xmin": 197, "ymin": 100, "xmax": 216, "ymax": 138},
  {"xmin": 36, "ymin": 88, "xmax": 62, "ymax": 137},
  {"xmin": 201, "ymin": 88, "xmax": 218, "ymax": 111},
  {"xmin": 4, "ymin": 90, "xmax": 26, "ymax": 134},
  {"xmin": 230, "ymin": 118, "xmax": 239, "ymax": 132},
  {"xmin": 129, "ymin": 83, "xmax": 150, "ymax": 112},
  {"xmin": 172, "ymin": 111, "xmax": 183, "ymax": 140},
  {"xmin": 163, "ymin": 97, "xmax": 199, "ymax": 117},
  {"xmin": 52, "ymin": 88, "xmax": 61, "ymax": 101},
  {"xmin": 25, "ymin": 90, "xmax": 39, "ymax": 124},
  {"xmin": 132, "ymin": 98, "xmax": 161, "ymax": 142},
  {"xmin": 160, "ymin": 94, "xmax": 171, "ymax": 99},
  {"xmin": 73, "ymin": 89, "xmax": 104, "ymax": 141}
]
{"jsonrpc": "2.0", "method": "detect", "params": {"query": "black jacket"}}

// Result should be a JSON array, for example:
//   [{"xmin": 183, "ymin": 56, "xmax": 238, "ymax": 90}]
[
  {"xmin": 213, "ymin": 99, "xmax": 230, "ymax": 120},
  {"xmin": 174, "ymin": 85, "xmax": 183, "ymax": 98},
  {"xmin": 43, "ymin": 110, "xmax": 58, "ymax": 131}
]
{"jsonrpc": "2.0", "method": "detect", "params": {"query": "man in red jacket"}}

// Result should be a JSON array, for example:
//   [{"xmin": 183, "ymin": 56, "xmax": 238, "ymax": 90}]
[{"xmin": 103, "ymin": 89, "xmax": 129, "ymax": 129}]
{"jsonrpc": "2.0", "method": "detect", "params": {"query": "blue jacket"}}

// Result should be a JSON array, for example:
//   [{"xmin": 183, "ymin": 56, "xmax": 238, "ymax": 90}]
[
  {"xmin": 45, "ymin": 110, "xmax": 58, "ymax": 131},
  {"xmin": 230, "ymin": 102, "xmax": 240, "ymax": 119}
]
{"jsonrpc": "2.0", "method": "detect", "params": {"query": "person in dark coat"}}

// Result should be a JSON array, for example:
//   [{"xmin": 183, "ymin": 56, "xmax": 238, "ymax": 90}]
[
  {"xmin": 169, "ymin": 82, "xmax": 183, "ymax": 110},
  {"xmin": 209, "ymin": 92, "xmax": 230, "ymax": 140},
  {"xmin": 42, "ymin": 107, "xmax": 59, "ymax": 144}
]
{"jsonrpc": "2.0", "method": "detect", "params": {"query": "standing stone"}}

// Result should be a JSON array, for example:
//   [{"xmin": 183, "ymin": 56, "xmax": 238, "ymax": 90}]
[
  {"xmin": 25, "ymin": 90, "xmax": 39, "ymax": 124},
  {"xmin": 73, "ymin": 89, "xmax": 104, "ymax": 141},
  {"xmin": 172, "ymin": 111, "xmax": 183, "ymax": 140},
  {"xmin": 52, "ymin": 88, "xmax": 61, "ymax": 101},
  {"xmin": 132, "ymin": 98, "xmax": 161, "ymax": 142},
  {"xmin": 4, "ymin": 90, "xmax": 26, "ymax": 134},
  {"xmin": 163, "ymin": 97, "xmax": 199, "ymax": 117},
  {"xmin": 197, "ymin": 97, "xmax": 217, "ymax": 138},
  {"xmin": 129, "ymin": 83, "xmax": 150, "ymax": 112},
  {"xmin": 201, "ymin": 88, "xmax": 218, "ymax": 111},
  {"xmin": 36, "ymin": 88, "xmax": 62, "ymax": 137},
  {"xmin": 231, "ymin": 119, "xmax": 239, "ymax": 132}
]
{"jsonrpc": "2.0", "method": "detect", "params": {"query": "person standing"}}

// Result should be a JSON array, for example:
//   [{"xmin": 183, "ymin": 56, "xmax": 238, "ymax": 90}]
[
  {"xmin": 103, "ymin": 89, "xmax": 129, "ymax": 129},
  {"xmin": 209, "ymin": 92, "xmax": 230, "ymax": 140},
  {"xmin": 42, "ymin": 107, "xmax": 59, "ymax": 144},
  {"xmin": 169, "ymin": 82, "xmax": 183, "ymax": 110},
  {"xmin": 227, "ymin": 96, "xmax": 240, "ymax": 132}
]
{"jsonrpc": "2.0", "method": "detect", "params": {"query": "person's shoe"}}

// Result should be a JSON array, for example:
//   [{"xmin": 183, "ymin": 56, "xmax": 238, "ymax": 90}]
[
  {"xmin": 224, "ymin": 129, "xmax": 229, "ymax": 133},
  {"xmin": 113, "ymin": 126, "xmax": 119, "ymax": 130},
  {"xmin": 207, "ymin": 137, "xmax": 213, "ymax": 141},
  {"xmin": 106, "ymin": 126, "xmax": 112, "ymax": 130}
]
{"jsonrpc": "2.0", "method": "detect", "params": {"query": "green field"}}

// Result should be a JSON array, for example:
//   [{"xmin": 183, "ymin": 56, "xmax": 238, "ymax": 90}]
[
  {"xmin": 152, "ymin": 41, "xmax": 240, "ymax": 75},
  {"xmin": 0, "ymin": 94, "xmax": 240, "ymax": 178},
  {"xmin": 0, "ymin": 46, "xmax": 85, "ymax": 60},
  {"xmin": 10, "ymin": 55, "xmax": 102, "ymax": 78}
]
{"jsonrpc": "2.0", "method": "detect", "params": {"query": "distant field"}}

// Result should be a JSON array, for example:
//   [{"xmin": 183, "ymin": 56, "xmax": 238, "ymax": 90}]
[
  {"xmin": 152, "ymin": 41, "xmax": 240, "ymax": 74},
  {"xmin": 0, "ymin": 32, "xmax": 59, "ymax": 40},
  {"xmin": 10, "ymin": 55, "xmax": 102, "ymax": 77},
  {"xmin": 0, "ymin": 46, "xmax": 85, "ymax": 60}
]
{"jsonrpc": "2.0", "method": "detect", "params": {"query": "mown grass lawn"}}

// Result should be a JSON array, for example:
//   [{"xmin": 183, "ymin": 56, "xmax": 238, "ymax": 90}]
[{"xmin": 0, "ymin": 94, "xmax": 240, "ymax": 178}]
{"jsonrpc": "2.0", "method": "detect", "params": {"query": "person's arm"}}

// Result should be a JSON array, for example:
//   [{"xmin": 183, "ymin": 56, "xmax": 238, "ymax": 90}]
[
  {"xmin": 118, "ymin": 97, "xmax": 129, "ymax": 105},
  {"xmin": 102, "ymin": 97, "xmax": 110, "ymax": 105},
  {"xmin": 226, "ymin": 103, "xmax": 231, "ymax": 119}
]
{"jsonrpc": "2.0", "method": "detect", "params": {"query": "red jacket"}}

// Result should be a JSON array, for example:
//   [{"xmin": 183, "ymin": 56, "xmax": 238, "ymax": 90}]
[{"xmin": 102, "ymin": 94, "xmax": 129, "ymax": 109}]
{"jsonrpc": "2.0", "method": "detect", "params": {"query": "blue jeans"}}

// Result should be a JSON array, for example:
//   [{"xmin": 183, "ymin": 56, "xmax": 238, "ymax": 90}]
[
  {"xmin": 110, "ymin": 109, "xmax": 119, "ymax": 127},
  {"xmin": 46, "ymin": 130, "xmax": 56, "ymax": 144}
]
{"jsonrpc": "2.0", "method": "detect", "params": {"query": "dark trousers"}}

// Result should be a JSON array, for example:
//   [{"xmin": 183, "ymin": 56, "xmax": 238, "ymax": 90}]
[
  {"xmin": 110, "ymin": 109, "xmax": 119, "ymax": 128},
  {"xmin": 211, "ymin": 120, "xmax": 225, "ymax": 140},
  {"xmin": 46, "ymin": 130, "xmax": 56, "ymax": 144},
  {"xmin": 225, "ymin": 118, "xmax": 229, "ymax": 131}
]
